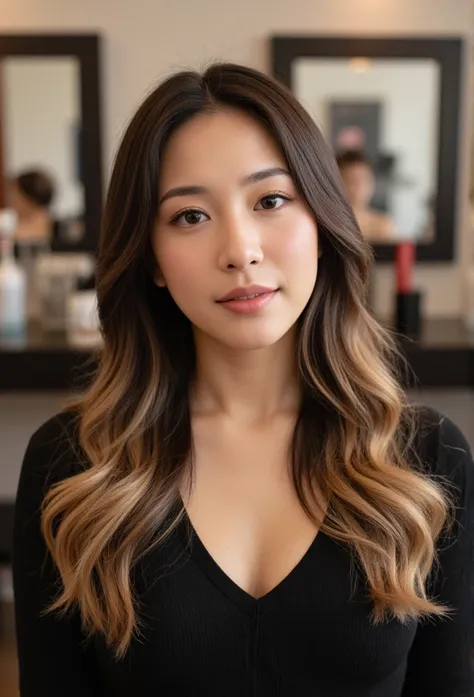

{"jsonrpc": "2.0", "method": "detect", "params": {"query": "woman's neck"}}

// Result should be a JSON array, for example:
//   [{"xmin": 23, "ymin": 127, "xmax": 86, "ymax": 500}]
[{"xmin": 191, "ymin": 328, "xmax": 301, "ymax": 423}]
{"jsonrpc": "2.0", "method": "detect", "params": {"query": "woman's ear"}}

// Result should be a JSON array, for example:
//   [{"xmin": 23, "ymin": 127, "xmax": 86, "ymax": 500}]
[
  {"xmin": 152, "ymin": 259, "xmax": 166, "ymax": 287},
  {"xmin": 155, "ymin": 273, "xmax": 166, "ymax": 288}
]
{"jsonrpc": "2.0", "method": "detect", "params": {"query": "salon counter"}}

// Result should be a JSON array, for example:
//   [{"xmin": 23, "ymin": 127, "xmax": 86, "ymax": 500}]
[
  {"xmin": 0, "ymin": 322, "xmax": 98, "ymax": 391},
  {"xmin": 0, "ymin": 318, "xmax": 473, "ymax": 391},
  {"xmin": 392, "ymin": 317, "xmax": 474, "ymax": 388}
]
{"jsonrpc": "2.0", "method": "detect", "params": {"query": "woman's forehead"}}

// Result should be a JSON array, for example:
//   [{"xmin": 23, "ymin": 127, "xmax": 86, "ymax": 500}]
[{"xmin": 158, "ymin": 109, "xmax": 285, "ymax": 189}]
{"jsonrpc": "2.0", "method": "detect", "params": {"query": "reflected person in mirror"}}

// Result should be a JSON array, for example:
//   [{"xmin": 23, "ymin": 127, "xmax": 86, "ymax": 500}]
[
  {"xmin": 7, "ymin": 168, "xmax": 56, "ymax": 245},
  {"xmin": 337, "ymin": 150, "xmax": 398, "ymax": 242}
]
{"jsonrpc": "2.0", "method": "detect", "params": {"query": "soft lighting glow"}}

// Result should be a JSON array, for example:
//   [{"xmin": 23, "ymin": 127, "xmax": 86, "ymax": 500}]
[{"xmin": 348, "ymin": 57, "xmax": 372, "ymax": 73}]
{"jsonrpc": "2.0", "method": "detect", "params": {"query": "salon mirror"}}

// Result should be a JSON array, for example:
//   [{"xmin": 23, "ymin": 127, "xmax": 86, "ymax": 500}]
[
  {"xmin": 272, "ymin": 37, "xmax": 463, "ymax": 262},
  {"xmin": 294, "ymin": 58, "xmax": 439, "ymax": 245},
  {"xmin": 0, "ymin": 35, "xmax": 103, "ymax": 253},
  {"xmin": 2, "ymin": 56, "xmax": 84, "ymax": 246}
]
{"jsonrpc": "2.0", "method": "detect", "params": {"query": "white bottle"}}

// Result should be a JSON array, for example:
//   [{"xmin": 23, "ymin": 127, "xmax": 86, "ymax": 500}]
[{"xmin": 0, "ymin": 209, "xmax": 26, "ymax": 341}]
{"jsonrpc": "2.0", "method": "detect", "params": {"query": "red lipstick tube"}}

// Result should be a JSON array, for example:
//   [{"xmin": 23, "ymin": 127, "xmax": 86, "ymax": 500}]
[{"xmin": 394, "ymin": 241, "xmax": 422, "ymax": 337}]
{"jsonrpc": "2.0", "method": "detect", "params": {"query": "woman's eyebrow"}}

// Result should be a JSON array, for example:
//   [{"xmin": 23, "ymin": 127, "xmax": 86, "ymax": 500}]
[
  {"xmin": 241, "ymin": 166, "xmax": 291, "ymax": 186},
  {"xmin": 159, "ymin": 185, "xmax": 206, "ymax": 205},
  {"xmin": 159, "ymin": 166, "xmax": 291, "ymax": 206}
]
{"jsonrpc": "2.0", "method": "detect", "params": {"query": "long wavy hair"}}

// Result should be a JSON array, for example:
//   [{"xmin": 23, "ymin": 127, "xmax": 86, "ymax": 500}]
[{"xmin": 41, "ymin": 62, "xmax": 453, "ymax": 659}]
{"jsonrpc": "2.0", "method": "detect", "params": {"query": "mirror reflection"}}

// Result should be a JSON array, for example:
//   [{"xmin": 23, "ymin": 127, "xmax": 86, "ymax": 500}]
[
  {"xmin": 293, "ymin": 57, "xmax": 440, "ymax": 244},
  {"xmin": 0, "ymin": 56, "xmax": 85, "ymax": 249}
]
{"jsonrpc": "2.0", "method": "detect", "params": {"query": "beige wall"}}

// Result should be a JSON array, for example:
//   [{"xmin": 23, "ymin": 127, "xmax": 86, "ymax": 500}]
[{"xmin": 1, "ymin": 0, "xmax": 473, "ymax": 319}]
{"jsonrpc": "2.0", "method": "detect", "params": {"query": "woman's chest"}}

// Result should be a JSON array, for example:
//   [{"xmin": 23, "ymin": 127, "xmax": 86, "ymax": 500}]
[
  {"xmin": 181, "ymin": 418, "xmax": 325, "ymax": 599},
  {"xmin": 93, "ymin": 531, "xmax": 417, "ymax": 695}
]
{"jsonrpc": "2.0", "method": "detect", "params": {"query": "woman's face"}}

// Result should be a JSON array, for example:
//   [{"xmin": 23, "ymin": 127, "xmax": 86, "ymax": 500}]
[{"xmin": 152, "ymin": 108, "xmax": 320, "ymax": 351}]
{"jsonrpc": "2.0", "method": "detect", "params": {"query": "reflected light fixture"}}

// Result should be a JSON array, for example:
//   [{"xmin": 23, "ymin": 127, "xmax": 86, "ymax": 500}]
[{"xmin": 348, "ymin": 57, "xmax": 371, "ymax": 73}]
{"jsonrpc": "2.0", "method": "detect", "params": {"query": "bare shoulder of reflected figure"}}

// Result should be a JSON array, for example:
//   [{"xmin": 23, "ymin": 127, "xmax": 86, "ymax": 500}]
[{"xmin": 362, "ymin": 209, "xmax": 399, "ymax": 242}]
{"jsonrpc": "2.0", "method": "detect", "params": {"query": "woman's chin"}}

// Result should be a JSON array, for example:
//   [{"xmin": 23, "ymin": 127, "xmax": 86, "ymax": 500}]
[{"xmin": 212, "ymin": 325, "xmax": 293, "ymax": 352}]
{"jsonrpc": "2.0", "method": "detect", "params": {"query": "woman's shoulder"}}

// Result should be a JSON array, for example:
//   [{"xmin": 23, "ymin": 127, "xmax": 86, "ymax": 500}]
[
  {"xmin": 14, "ymin": 410, "xmax": 85, "ymax": 530},
  {"xmin": 410, "ymin": 404, "xmax": 473, "ymax": 488},
  {"xmin": 20, "ymin": 409, "xmax": 84, "ymax": 489},
  {"xmin": 28, "ymin": 408, "xmax": 79, "ymax": 447}
]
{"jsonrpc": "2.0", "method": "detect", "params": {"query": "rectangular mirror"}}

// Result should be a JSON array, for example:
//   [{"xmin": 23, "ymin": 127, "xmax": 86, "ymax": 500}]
[
  {"xmin": 0, "ymin": 35, "xmax": 103, "ymax": 253},
  {"xmin": 272, "ymin": 37, "xmax": 463, "ymax": 262},
  {"xmin": 294, "ymin": 57, "xmax": 440, "ymax": 245},
  {"xmin": 2, "ymin": 56, "xmax": 84, "ymax": 246}
]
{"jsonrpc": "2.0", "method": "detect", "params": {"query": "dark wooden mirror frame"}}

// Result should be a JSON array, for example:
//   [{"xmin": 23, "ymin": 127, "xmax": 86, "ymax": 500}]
[
  {"xmin": 271, "ymin": 36, "xmax": 464, "ymax": 263},
  {"xmin": 0, "ymin": 33, "xmax": 103, "ymax": 253}
]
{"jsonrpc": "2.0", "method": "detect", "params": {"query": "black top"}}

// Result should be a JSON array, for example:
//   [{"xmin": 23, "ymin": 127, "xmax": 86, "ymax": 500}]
[{"xmin": 12, "ymin": 407, "xmax": 474, "ymax": 697}]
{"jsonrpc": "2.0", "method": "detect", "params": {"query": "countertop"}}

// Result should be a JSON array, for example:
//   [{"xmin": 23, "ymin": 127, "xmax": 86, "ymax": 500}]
[{"xmin": 1, "ymin": 318, "xmax": 473, "ymax": 390}]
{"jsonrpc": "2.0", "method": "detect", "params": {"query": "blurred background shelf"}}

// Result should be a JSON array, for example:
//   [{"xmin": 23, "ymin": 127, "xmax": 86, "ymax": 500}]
[
  {"xmin": 0, "ymin": 318, "xmax": 473, "ymax": 391},
  {"xmin": 0, "ymin": 321, "xmax": 98, "ymax": 390},
  {"xmin": 393, "ymin": 317, "xmax": 474, "ymax": 388}
]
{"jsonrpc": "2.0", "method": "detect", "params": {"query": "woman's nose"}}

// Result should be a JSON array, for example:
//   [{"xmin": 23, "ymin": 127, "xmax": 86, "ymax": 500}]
[{"xmin": 217, "ymin": 214, "xmax": 264, "ymax": 271}]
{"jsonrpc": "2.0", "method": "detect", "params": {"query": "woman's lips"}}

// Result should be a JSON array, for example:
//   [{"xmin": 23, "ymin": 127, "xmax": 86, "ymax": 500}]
[{"xmin": 218, "ymin": 290, "xmax": 278, "ymax": 314}]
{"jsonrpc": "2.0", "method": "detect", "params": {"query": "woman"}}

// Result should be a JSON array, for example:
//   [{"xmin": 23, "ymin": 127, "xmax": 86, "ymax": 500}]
[
  {"xmin": 13, "ymin": 63, "xmax": 473, "ymax": 696},
  {"xmin": 8, "ymin": 168, "xmax": 56, "ymax": 245}
]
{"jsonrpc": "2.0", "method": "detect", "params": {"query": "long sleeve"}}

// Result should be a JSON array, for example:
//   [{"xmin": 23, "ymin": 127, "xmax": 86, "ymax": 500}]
[
  {"xmin": 402, "ymin": 413, "xmax": 474, "ymax": 696},
  {"xmin": 12, "ymin": 413, "xmax": 102, "ymax": 696}
]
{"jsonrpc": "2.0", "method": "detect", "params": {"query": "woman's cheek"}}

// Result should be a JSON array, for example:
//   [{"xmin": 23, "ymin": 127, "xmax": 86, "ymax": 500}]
[
  {"xmin": 159, "ymin": 243, "xmax": 205, "ymax": 291},
  {"xmin": 276, "ymin": 216, "xmax": 319, "ymax": 266}
]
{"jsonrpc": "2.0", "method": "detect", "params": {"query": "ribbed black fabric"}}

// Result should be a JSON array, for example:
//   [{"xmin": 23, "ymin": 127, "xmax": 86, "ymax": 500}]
[{"xmin": 12, "ymin": 407, "xmax": 474, "ymax": 696}]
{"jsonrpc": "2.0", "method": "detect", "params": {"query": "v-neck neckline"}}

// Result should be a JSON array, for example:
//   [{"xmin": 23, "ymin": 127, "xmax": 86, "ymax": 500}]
[{"xmin": 182, "ymin": 511, "xmax": 326, "ymax": 616}]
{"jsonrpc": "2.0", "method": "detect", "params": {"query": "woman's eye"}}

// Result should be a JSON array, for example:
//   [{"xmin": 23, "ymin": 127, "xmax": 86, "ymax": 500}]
[
  {"xmin": 256, "ymin": 194, "xmax": 290, "ymax": 211},
  {"xmin": 171, "ymin": 209, "xmax": 209, "ymax": 226}
]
